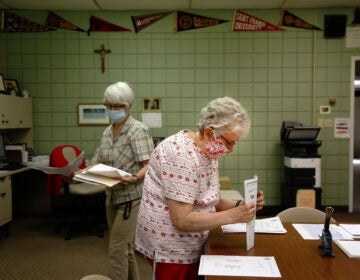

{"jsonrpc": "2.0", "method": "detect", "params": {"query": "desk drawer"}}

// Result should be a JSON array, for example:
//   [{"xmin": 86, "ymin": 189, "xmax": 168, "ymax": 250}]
[{"xmin": 0, "ymin": 176, "xmax": 12, "ymax": 226}]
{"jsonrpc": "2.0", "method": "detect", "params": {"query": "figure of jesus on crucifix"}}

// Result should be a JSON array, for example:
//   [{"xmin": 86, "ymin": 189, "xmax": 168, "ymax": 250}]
[{"xmin": 94, "ymin": 44, "xmax": 111, "ymax": 73}]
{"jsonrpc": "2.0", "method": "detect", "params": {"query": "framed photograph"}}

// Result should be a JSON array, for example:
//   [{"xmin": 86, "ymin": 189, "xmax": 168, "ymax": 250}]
[
  {"xmin": 142, "ymin": 97, "xmax": 162, "ymax": 112},
  {"xmin": 77, "ymin": 103, "xmax": 110, "ymax": 126},
  {"xmin": 0, "ymin": 74, "xmax": 5, "ymax": 92},
  {"xmin": 3, "ymin": 78, "xmax": 21, "ymax": 96}
]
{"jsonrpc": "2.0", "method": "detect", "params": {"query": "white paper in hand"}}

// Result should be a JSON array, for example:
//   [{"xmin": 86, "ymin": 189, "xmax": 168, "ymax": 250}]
[
  {"xmin": 244, "ymin": 175, "xmax": 258, "ymax": 251},
  {"xmin": 87, "ymin": 163, "xmax": 131, "ymax": 178}
]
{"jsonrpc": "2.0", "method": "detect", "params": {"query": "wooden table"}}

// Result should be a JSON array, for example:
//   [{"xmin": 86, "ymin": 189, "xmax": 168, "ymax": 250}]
[{"xmin": 205, "ymin": 223, "xmax": 360, "ymax": 279}]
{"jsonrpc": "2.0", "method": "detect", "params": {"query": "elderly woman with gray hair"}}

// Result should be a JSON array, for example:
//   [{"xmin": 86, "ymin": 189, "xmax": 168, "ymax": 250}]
[
  {"xmin": 135, "ymin": 96, "xmax": 264, "ymax": 280},
  {"xmin": 91, "ymin": 81, "xmax": 154, "ymax": 280}
]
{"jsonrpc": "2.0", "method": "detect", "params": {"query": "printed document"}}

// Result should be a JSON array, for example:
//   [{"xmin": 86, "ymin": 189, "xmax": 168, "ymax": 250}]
[
  {"xmin": 222, "ymin": 216, "xmax": 287, "ymax": 234},
  {"xmin": 198, "ymin": 255, "xmax": 281, "ymax": 278},
  {"xmin": 25, "ymin": 152, "xmax": 84, "ymax": 177},
  {"xmin": 293, "ymin": 224, "xmax": 353, "ymax": 240},
  {"xmin": 339, "ymin": 224, "xmax": 360, "ymax": 238},
  {"xmin": 244, "ymin": 175, "xmax": 258, "ymax": 251}
]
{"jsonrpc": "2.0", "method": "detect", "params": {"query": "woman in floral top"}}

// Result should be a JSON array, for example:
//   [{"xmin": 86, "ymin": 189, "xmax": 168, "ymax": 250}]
[{"xmin": 135, "ymin": 96, "xmax": 264, "ymax": 280}]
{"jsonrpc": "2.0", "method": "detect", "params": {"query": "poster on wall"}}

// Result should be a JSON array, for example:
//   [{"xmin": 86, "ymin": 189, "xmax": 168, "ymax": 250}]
[{"xmin": 334, "ymin": 118, "xmax": 350, "ymax": 138}]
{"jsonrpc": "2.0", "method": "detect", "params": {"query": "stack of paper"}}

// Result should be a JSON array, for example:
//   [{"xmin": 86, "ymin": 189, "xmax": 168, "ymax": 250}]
[
  {"xmin": 73, "ymin": 163, "xmax": 131, "ymax": 187},
  {"xmin": 334, "ymin": 240, "xmax": 360, "ymax": 259},
  {"xmin": 221, "ymin": 217, "xmax": 287, "ymax": 234}
]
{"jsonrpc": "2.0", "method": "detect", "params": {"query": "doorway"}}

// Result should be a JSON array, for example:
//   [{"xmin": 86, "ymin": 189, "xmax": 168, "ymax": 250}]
[{"xmin": 349, "ymin": 56, "xmax": 360, "ymax": 212}]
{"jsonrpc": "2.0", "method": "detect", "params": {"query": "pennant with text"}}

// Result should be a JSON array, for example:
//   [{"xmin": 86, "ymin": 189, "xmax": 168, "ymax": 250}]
[
  {"xmin": 174, "ymin": 11, "xmax": 228, "ymax": 32},
  {"xmin": 232, "ymin": 10, "xmax": 284, "ymax": 32},
  {"xmin": 46, "ymin": 11, "xmax": 85, "ymax": 32},
  {"xmin": 131, "ymin": 11, "xmax": 172, "ymax": 33},
  {"xmin": 88, "ymin": 15, "xmax": 131, "ymax": 35},
  {"xmin": 1, "ymin": 10, "xmax": 56, "ymax": 32},
  {"xmin": 279, "ymin": 10, "xmax": 321, "ymax": 30}
]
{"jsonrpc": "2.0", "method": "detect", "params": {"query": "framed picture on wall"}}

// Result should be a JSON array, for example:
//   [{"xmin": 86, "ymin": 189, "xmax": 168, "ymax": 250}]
[
  {"xmin": 77, "ymin": 103, "xmax": 110, "ymax": 126},
  {"xmin": 0, "ymin": 74, "xmax": 5, "ymax": 92},
  {"xmin": 3, "ymin": 78, "xmax": 21, "ymax": 96},
  {"xmin": 142, "ymin": 97, "xmax": 162, "ymax": 112}
]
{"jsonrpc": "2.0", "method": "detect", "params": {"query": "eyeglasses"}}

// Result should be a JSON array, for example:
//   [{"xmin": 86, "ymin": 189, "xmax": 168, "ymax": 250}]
[
  {"xmin": 104, "ymin": 103, "xmax": 127, "ymax": 110},
  {"xmin": 218, "ymin": 134, "xmax": 237, "ymax": 147}
]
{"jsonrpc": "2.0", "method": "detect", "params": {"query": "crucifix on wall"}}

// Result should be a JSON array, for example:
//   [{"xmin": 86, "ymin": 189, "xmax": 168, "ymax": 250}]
[{"xmin": 94, "ymin": 44, "xmax": 111, "ymax": 73}]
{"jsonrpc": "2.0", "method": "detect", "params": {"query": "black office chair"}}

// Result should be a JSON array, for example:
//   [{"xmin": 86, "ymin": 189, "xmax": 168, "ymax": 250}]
[{"xmin": 47, "ymin": 145, "xmax": 106, "ymax": 240}]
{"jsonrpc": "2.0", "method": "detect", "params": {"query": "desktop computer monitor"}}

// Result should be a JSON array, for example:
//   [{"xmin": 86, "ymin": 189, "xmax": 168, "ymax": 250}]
[{"xmin": 0, "ymin": 132, "xmax": 6, "ymax": 162}]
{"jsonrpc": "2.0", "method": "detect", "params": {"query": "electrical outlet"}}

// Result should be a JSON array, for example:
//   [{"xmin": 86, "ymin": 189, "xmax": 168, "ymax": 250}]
[{"xmin": 325, "ymin": 118, "xmax": 333, "ymax": 128}]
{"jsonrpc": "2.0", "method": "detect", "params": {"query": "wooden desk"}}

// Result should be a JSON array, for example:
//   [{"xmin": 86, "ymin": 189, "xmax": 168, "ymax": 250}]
[{"xmin": 205, "ymin": 223, "xmax": 360, "ymax": 279}]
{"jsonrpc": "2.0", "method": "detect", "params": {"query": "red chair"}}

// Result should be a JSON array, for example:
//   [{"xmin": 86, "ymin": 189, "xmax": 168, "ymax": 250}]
[{"xmin": 46, "ymin": 145, "xmax": 106, "ymax": 240}]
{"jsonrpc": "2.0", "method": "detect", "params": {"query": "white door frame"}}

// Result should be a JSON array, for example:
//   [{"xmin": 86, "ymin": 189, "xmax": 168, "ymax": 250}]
[{"xmin": 349, "ymin": 56, "xmax": 360, "ymax": 212}]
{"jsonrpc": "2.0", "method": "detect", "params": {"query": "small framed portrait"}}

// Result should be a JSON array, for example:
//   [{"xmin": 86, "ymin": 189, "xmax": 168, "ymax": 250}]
[
  {"xmin": 0, "ymin": 74, "xmax": 5, "ymax": 93},
  {"xmin": 3, "ymin": 78, "xmax": 21, "ymax": 96},
  {"xmin": 77, "ymin": 103, "xmax": 110, "ymax": 126},
  {"xmin": 142, "ymin": 97, "xmax": 162, "ymax": 112}
]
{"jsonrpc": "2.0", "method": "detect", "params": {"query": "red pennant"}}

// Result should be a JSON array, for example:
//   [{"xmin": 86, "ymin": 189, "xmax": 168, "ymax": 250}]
[
  {"xmin": 1, "ymin": 10, "xmax": 56, "ymax": 32},
  {"xmin": 88, "ymin": 15, "xmax": 131, "ymax": 34},
  {"xmin": 232, "ymin": 10, "xmax": 284, "ymax": 32},
  {"xmin": 46, "ymin": 11, "xmax": 85, "ymax": 32},
  {"xmin": 131, "ymin": 11, "xmax": 172, "ymax": 33},
  {"xmin": 174, "ymin": 11, "xmax": 228, "ymax": 32}
]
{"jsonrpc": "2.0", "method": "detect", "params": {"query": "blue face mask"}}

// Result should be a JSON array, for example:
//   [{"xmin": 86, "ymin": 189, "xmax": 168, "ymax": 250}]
[{"xmin": 105, "ymin": 109, "xmax": 126, "ymax": 123}]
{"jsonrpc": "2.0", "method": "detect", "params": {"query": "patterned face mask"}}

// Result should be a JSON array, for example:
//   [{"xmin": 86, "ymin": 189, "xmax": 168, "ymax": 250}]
[{"xmin": 205, "ymin": 131, "xmax": 231, "ymax": 159}]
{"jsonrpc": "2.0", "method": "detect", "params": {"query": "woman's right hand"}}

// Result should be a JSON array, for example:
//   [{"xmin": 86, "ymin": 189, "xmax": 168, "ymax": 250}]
[{"xmin": 228, "ymin": 201, "xmax": 256, "ymax": 223}]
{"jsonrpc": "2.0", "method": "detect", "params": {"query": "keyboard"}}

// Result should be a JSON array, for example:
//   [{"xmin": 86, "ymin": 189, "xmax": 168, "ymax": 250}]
[{"xmin": 0, "ymin": 163, "xmax": 26, "ymax": 171}]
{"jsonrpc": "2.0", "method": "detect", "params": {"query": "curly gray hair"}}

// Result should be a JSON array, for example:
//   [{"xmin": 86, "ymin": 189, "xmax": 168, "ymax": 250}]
[{"xmin": 198, "ymin": 96, "xmax": 250, "ymax": 137}]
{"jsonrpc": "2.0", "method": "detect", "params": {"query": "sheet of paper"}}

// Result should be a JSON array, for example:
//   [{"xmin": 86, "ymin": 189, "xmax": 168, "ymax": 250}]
[
  {"xmin": 198, "ymin": 255, "xmax": 281, "ymax": 278},
  {"xmin": 293, "ymin": 224, "xmax": 353, "ymax": 240},
  {"xmin": 334, "ymin": 240, "xmax": 360, "ymax": 259},
  {"xmin": 244, "ymin": 175, "xmax": 258, "ymax": 251},
  {"xmin": 222, "ymin": 217, "xmax": 287, "ymax": 234},
  {"xmin": 87, "ymin": 163, "xmax": 131, "ymax": 177},
  {"xmin": 339, "ymin": 224, "xmax": 360, "ymax": 238},
  {"xmin": 25, "ymin": 151, "xmax": 85, "ymax": 177}
]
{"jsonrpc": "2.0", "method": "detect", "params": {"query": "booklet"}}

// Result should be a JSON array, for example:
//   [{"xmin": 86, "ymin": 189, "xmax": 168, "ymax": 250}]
[
  {"xmin": 334, "ymin": 240, "xmax": 360, "ymax": 259},
  {"xmin": 73, "ymin": 163, "xmax": 131, "ymax": 187}
]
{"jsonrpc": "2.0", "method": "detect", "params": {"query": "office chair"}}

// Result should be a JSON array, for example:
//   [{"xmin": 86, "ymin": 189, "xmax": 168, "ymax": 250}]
[
  {"xmin": 46, "ymin": 145, "xmax": 106, "ymax": 240},
  {"xmin": 276, "ymin": 207, "xmax": 337, "ymax": 223}
]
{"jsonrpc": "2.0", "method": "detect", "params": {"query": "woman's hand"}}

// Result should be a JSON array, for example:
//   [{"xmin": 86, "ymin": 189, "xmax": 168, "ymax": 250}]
[{"xmin": 256, "ymin": 190, "xmax": 265, "ymax": 211}]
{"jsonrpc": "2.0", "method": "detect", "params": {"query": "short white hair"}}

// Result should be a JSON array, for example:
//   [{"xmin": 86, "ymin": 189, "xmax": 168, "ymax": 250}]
[
  {"xmin": 198, "ymin": 96, "xmax": 250, "ymax": 137},
  {"xmin": 103, "ymin": 82, "xmax": 134, "ymax": 106}
]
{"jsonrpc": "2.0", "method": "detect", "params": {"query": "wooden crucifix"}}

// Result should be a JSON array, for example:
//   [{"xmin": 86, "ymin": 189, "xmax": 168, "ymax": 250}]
[{"xmin": 94, "ymin": 44, "xmax": 111, "ymax": 73}]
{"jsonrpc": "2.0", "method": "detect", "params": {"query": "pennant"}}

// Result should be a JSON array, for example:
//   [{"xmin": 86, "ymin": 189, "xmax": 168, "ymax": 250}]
[
  {"xmin": 88, "ymin": 15, "xmax": 131, "ymax": 35},
  {"xmin": 131, "ymin": 11, "xmax": 172, "ymax": 33},
  {"xmin": 279, "ymin": 10, "xmax": 321, "ymax": 30},
  {"xmin": 46, "ymin": 11, "xmax": 85, "ymax": 32},
  {"xmin": 174, "ymin": 11, "xmax": 228, "ymax": 32},
  {"xmin": 232, "ymin": 10, "xmax": 284, "ymax": 32},
  {"xmin": 1, "ymin": 10, "xmax": 56, "ymax": 32}
]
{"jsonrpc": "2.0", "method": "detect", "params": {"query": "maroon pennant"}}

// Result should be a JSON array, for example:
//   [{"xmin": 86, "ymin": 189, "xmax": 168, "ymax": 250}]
[
  {"xmin": 131, "ymin": 11, "xmax": 172, "ymax": 33},
  {"xmin": 88, "ymin": 15, "xmax": 131, "ymax": 35},
  {"xmin": 232, "ymin": 10, "xmax": 284, "ymax": 32},
  {"xmin": 46, "ymin": 11, "xmax": 85, "ymax": 32},
  {"xmin": 1, "ymin": 10, "xmax": 56, "ymax": 32}
]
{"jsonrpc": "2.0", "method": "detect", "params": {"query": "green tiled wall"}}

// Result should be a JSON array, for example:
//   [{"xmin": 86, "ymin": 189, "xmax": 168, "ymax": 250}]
[{"xmin": 0, "ymin": 9, "xmax": 359, "ymax": 206}]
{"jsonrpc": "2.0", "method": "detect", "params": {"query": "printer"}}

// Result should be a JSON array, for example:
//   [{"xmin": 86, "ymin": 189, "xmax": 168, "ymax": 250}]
[{"xmin": 280, "ymin": 121, "xmax": 322, "ymax": 209}]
